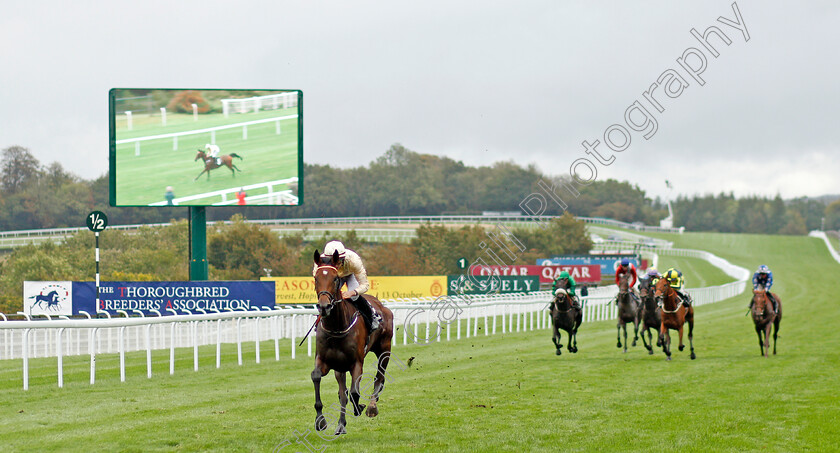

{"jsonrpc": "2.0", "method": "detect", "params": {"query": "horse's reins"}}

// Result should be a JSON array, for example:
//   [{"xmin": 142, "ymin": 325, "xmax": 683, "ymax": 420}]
[{"xmin": 308, "ymin": 264, "xmax": 361, "ymax": 339}]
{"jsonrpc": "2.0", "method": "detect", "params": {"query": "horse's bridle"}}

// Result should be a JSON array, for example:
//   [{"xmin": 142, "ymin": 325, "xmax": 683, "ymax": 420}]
[
  {"xmin": 315, "ymin": 265, "xmax": 341, "ymax": 313},
  {"xmin": 655, "ymin": 287, "xmax": 682, "ymax": 314}
]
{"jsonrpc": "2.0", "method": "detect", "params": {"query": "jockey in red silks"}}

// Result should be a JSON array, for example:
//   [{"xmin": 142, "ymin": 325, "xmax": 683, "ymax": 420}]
[{"xmin": 615, "ymin": 258, "xmax": 640, "ymax": 304}]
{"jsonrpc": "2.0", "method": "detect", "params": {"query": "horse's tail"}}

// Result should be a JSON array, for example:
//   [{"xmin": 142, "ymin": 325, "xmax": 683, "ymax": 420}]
[{"xmin": 229, "ymin": 153, "xmax": 243, "ymax": 160}]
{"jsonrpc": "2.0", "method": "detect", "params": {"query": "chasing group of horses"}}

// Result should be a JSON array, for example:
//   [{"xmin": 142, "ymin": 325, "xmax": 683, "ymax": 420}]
[
  {"xmin": 306, "ymin": 250, "xmax": 783, "ymax": 435},
  {"xmin": 549, "ymin": 272, "xmax": 782, "ymax": 361}
]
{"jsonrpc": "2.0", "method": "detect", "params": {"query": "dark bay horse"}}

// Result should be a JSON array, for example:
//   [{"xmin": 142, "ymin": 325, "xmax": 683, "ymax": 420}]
[
  {"xmin": 550, "ymin": 288, "xmax": 582, "ymax": 356},
  {"xmin": 654, "ymin": 278, "xmax": 695, "ymax": 361},
  {"xmin": 194, "ymin": 149, "xmax": 242, "ymax": 181},
  {"xmin": 311, "ymin": 250, "xmax": 394, "ymax": 435},
  {"xmin": 751, "ymin": 288, "xmax": 782, "ymax": 357},
  {"xmin": 638, "ymin": 277, "xmax": 662, "ymax": 355},
  {"xmin": 616, "ymin": 273, "xmax": 640, "ymax": 353}
]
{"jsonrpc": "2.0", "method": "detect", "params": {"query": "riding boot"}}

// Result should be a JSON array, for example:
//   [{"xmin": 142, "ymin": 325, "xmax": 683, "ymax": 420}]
[
  {"xmin": 571, "ymin": 296, "xmax": 581, "ymax": 311},
  {"xmin": 349, "ymin": 295, "xmax": 380, "ymax": 331},
  {"xmin": 768, "ymin": 293, "xmax": 778, "ymax": 313},
  {"xmin": 677, "ymin": 291, "xmax": 692, "ymax": 308}
]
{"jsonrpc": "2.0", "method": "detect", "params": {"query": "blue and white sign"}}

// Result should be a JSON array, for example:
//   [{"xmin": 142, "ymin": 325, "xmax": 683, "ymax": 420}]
[
  {"xmin": 24, "ymin": 281, "xmax": 73, "ymax": 316},
  {"xmin": 25, "ymin": 281, "xmax": 276, "ymax": 316},
  {"xmin": 74, "ymin": 281, "xmax": 276, "ymax": 315}
]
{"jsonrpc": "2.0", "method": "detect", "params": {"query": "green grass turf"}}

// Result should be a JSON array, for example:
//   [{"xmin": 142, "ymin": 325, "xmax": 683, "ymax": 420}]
[
  {"xmin": 1, "ymin": 232, "xmax": 838, "ymax": 451},
  {"xmin": 114, "ymin": 112, "xmax": 299, "ymax": 206},
  {"xmin": 653, "ymin": 254, "xmax": 735, "ymax": 288}
]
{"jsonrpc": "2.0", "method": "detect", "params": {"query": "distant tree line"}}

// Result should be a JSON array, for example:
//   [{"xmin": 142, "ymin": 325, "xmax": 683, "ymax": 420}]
[{"xmin": 1, "ymin": 144, "xmax": 837, "ymax": 233}]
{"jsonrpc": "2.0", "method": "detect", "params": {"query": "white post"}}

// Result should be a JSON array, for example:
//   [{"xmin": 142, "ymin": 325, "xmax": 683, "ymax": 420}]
[
  {"xmin": 57, "ymin": 328, "xmax": 64, "ymax": 388},
  {"xmin": 466, "ymin": 311, "xmax": 470, "ymax": 339},
  {"xmin": 119, "ymin": 326, "xmax": 125, "ymax": 382},
  {"xmin": 135, "ymin": 142, "xmax": 140, "ymax": 156},
  {"xmin": 147, "ymin": 323, "xmax": 153, "ymax": 378},
  {"xmin": 173, "ymin": 136, "xmax": 178, "ymax": 151},
  {"xmin": 243, "ymin": 125, "xmax": 248, "ymax": 140},
  {"xmin": 216, "ymin": 315, "xmax": 222, "ymax": 369},
  {"xmin": 192, "ymin": 103, "xmax": 198, "ymax": 121},
  {"xmin": 23, "ymin": 329, "xmax": 30, "ymax": 390},
  {"xmin": 167, "ymin": 309, "xmax": 177, "ymax": 375},
  {"xmin": 211, "ymin": 130, "xmax": 216, "ymax": 144},
  {"xmin": 291, "ymin": 314, "xmax": 297, "ymax": 359},
  {"xmin": 160, "ymin": 107, "xmax": 167, "ymax": 126},
  {"xmin": 126, "ymin": 111, "xmax": 133, "ymax": 130},
  {"xmin": 254, "ymin": 314, "xmax": 260, "ymax": 364},
  {"xmin": 237, "ymin": 318, "xmax": 243, "ymax": 365},
  {"xmin": 90, "ymin": 328, "xmax": 98, "ymax": 385},
  {"xmin": 275, "ymin": 119, "xmax": 281, "ymax": 134}
]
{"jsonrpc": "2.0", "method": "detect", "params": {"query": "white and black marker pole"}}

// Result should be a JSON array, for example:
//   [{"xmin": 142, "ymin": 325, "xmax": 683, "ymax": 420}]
[{"xmin": 86, "ymin": 211, "xmax": 108, "ymax": 311}]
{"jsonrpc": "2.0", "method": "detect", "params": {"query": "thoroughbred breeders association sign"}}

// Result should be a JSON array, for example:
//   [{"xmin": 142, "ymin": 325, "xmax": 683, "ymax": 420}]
[{"xmin": 24, "ymin": 281, "xmax": 276, "ymax": 316}]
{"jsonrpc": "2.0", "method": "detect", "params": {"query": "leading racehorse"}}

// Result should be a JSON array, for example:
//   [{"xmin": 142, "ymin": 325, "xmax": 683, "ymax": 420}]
[
  {"xmin": 194, "ymin": 149, "xmax": 242, "ymax": 181},
  {"xmin": 311, "ymin": 250, "xmax": 394, "ymax": 435},
  {"xmin": 549, "ymin": 288, "xmax": 582, "ymax": 356},
  {"xmin": 616, "ymin": 273, "xmax": 640, "ymax": 353},
  {"xmin": 751, "ymin": 287, "xmax": 782, "ymax": 357},
  {"xmin": 654, "ymin": 277, "xmax": 695, "ymax": 361},
  {"xmin": 638, "ymin": 276, "xmax": 662, "ymax": 355}
]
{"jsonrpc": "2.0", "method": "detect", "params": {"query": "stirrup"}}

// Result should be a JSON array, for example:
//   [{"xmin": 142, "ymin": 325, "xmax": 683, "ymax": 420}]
[{"xmin": 371, "ymin": 313, "xmax": 382, "ymax": 331}]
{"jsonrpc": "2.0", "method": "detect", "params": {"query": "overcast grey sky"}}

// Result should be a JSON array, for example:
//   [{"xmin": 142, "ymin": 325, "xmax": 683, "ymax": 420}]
[{"xmin": 1, "ymin": 0, "xmax": 837, "ymax": 202}]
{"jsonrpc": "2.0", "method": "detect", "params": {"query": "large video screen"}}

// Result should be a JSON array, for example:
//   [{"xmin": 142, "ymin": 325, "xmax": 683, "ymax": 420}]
[{"xmin": 109, "ymin": 89, "xmax": 302, "ymax": 206}]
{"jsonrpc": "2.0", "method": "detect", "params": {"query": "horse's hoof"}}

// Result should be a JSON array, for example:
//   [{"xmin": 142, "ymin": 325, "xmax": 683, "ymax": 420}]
[
  {"xmin": 648, "ymin": 350, "xmax": 654, "ymax": 355},
  {"xmin": 623, "ymin": 348, "xmax": 627, "ymax": 354},
  {"xmin": 632, "ymin": 340, "xmax": 637, "ymax": 347},
  {"xmin": 555, "ymin": 349, "xmax": 562, "ymax": 356},
  {"xmin": 679, "ymin": 345, "xmax": 685, "ymax": 351},
  {"xmin": 617, "ymin": 342, "xmax": 622, "ymax": 348},
  {"xmin": 690, "ymin": 352, "xmax": 696, "ymax": 360},
  {"xmin": 315, "ymin": 416, "xmax": 328, "ymax": 432},
  {"xmin": 335, "ymin": 424, "xmax": 347, "ymax": 436},
  {"xmin": 571, "ymin": 347, "xmax": 578, "ymax": 353},
  {"xmin": 366, "ymin": 405, "xmax": 379, "ymax": 418},
  {"xmin": 666, "ymin": 356, "xmax": 672, "ymax": 361},
  {"xmin": 353, "ymin": 404, "xmax": 366, "ymax": 417}
]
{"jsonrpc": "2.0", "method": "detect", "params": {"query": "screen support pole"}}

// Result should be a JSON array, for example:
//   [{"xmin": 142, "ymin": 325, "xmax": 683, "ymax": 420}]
[{"xmin": 189, "ymin": 206, "xmax": 208, "ymax": 280}]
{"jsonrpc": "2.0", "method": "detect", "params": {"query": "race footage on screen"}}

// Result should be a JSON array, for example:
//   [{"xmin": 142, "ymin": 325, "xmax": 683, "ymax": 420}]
[{"xmin": 109, "ymin": 89, "xmax": 302, "ymax": 207}]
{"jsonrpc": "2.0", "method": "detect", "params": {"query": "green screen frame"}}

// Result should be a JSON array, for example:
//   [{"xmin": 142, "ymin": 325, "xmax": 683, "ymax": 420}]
[{"xmin": 108, "ymin": 88, "xmax": 303, "ymax": 207}]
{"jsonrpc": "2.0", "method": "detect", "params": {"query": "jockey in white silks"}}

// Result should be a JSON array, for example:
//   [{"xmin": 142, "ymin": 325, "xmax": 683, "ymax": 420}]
[{"xmin": 313, "ymin": 240, "xmax": 382, "ymax": 331}]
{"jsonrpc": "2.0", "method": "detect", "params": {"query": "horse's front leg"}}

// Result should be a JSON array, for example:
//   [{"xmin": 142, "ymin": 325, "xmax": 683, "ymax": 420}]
[
  {"xmin": 763, "ymin": 323, "xmax": 773, "ymax": 358},
  {"xmin": 552, "ymin": 322, "xmax": 563, "ymax": 355},
  {"xmin": 755, "ymin": 326, "xmax": 765, "ymax": 357},
  {"xmin": 311, "ymin": 358, "xmax": 330, "ymax": 431},
  {"xmin": 773, "ymin": 317, "xmax": 780, "ymax": 356},
  {"xmin": 660, "ymin": 323, "xmax": 671, "ymax": 361},
  {"xmin": 616, "ymin": 322, "xmax": 622, "ymax": 349},
  {"xmin": 194, "ymin": 169, "xmax": 206, "ymax": 181},
  {"xmin": 632, "ymin": 318, "xmax": 640, "ymax": 347},
  {"xmin": 348, "ymin": 361, "xmax": 366, "ymax": 417},
  {"xmin": 334, "ymin": 371, "xmax": 348, "ymax": 435},
  {"xmin": 622, "ymin": 322, "xmax": 628, "ymax": 353}
]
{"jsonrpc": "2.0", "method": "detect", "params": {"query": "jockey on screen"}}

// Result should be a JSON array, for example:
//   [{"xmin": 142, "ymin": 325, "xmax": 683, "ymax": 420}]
[
  {"xmin": 313, "ymin": 240, "xmax": 382, "ymax": 332},
  {"xmin": 205, "ymin": 144, "xmax": 222, "ymax": 166}
]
